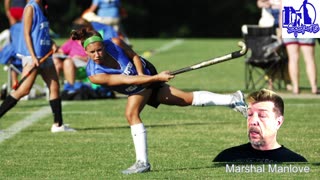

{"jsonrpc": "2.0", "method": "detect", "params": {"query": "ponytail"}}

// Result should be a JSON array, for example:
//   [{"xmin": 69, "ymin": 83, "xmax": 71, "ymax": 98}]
[{"xmin": 70, "ymin": 28, "xmax": 102, "ymax": 47}]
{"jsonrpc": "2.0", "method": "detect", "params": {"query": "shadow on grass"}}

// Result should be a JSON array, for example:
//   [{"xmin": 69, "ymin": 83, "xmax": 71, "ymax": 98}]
[
  {"xmin": 151, "ymin": 162, "xmax": 320, "ymax": 173},
  {"xmin": 73, "ymin": 122, "xmax": 211, "ymax": 131},
  {"xmin": 20, "ymin": 122, "xmax": 211, "ymax": 133},
  {"xmin": 150, "ymin": 163, "xmax": 225, "ymax": 173},
  {"xmin": 150, "ymin": 166, "xmax": 214, "ymax": 173},
  {"xmin": 310, "ymin": 162, "xmax": 320, "ymax": 166},
  {"xmin": 17, "ymin": 103, "xmax": 48, "ymax": 108}
]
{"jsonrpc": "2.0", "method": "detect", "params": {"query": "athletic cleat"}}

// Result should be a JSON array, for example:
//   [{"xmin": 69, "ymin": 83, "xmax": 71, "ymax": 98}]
[
  {"xmin": 122, "ymin": 160, "xmax": 151, "ymax": 175},
  {"xmin": 230, "ymin": 90, "xmax": 248, "ymax": 119},
  {"xmin": 51, "ymin": 124, "xmax": 76, "ymax": 133}
]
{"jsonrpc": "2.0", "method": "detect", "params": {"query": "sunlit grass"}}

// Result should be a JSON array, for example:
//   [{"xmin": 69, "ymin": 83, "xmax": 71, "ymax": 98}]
[{"xmin": 0, "ymin": 38, "xmax": 319, "ymax": 179}]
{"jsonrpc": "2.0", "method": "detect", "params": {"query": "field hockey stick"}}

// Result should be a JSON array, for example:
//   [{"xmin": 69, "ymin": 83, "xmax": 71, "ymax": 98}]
[
  {"xmin": 13, "ymin": 49, "xmax": 54, "ymax": 90},
  {"xmin": 170, "ymin": 41, "xmax": 247, "ymax": 75}
]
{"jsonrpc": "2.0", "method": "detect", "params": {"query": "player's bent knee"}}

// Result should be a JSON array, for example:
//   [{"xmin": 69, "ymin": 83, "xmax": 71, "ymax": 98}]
[{"xmin": 125, "ymin": 111, "xmax": 140, "ymax": 124}]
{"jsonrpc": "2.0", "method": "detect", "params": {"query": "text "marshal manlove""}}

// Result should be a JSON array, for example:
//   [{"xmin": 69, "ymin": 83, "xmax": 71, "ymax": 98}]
[{"xmin": 226, "ymin": 164, "xmax": 310, "ymax": 173}]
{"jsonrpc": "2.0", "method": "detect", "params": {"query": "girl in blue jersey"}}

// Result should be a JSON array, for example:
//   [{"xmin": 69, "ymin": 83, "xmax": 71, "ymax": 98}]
[
  {"xmin": 82, "ymin": 0, "xmax": 130, "ymax": 45},
  {"xmin": 84, "ymin": 0, "xmax": 121, "ymax": 29},
  {"xmin": 71, "ymin": 28, "xmax": 248, "ymax": 174},
  {"xmin": 0, "ymin": 0, "xmax": 74, "ymax": 133},
  {"xmin": 4, "ymin": 0, "xmax": 29, "ymax": 25}
]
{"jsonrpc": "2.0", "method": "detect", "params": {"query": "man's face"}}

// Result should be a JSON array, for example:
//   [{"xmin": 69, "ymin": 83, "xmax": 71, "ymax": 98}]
[{"xmin": 247, "ymin": 101, "xmax": 282, "ymax": 148}]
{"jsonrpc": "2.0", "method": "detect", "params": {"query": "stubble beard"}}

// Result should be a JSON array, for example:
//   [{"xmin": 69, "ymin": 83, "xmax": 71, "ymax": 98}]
[{"xmin": 248, "ymin": 127, "xmax": 266, "ymax": 147}]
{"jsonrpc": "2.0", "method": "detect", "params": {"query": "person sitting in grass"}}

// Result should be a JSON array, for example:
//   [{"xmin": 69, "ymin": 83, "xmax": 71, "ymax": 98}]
[
  {"xmin": 71, "ymin": 27, "xmax": 248, "ymax": 174},
  {"xmin": 213, "ymin": 89, "xmax": 307, "ymax": 163}
]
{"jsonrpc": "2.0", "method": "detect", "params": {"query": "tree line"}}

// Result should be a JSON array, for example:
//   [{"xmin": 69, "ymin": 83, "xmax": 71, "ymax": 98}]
[{"xmin": 0, "ymin": 0, "xmax": 261, "ymax": 38}]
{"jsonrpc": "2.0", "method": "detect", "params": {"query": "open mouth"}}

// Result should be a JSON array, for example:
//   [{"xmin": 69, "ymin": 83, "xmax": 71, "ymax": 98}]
[
  {"xmin": 94, "ymin": 58, "xmax": 103, "ymax": 64},
  {"xmin": 249, "ymin": 128, "xmax": 260, "ymax": 136},
  {"xmin": 249, "ymin": 131, "xmax": 260, "ymax": 137}
]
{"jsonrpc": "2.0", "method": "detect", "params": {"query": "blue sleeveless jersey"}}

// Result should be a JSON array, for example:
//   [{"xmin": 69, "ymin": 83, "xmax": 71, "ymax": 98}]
[
  {"xmin": 17, "ymin": 0, "xmax": 51, "ymax": 57},
  {"xmin": 91, "ymin": 22, "xmax": 118, "ymax": 40},
  {"xmin": 93, "ymin": 0, "xmax": 120, "ymax": 18},
  {"xmin": 86, "ymin": 40, "xmax": 152, "ymax": 95}
]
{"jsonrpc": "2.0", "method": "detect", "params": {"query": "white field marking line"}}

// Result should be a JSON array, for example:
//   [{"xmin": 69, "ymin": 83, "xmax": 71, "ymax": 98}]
[
  {"xmin": 0, "ymin": 102, "xmax": 66, "ymax": 143},
  {"xmin": 154, "ymin": 39, "xmax": 184, "ymax": 54}
]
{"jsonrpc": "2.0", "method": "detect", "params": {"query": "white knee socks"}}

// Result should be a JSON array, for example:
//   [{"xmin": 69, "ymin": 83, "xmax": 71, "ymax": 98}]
[
  {"xmin": 129, "ymin": 92, "xmax": 234, "ymax": 163},
  {"xmin": 130, "ymin": 123, "xmax": 148, "ymax": 163},
  {"xmin": 191, "ymin": 91, "xmax": 233, "ymax": 107}
]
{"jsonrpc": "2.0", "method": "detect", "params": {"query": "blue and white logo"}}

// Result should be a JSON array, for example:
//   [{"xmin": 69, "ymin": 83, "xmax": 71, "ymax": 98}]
[{"xmin": 282, "ymin": 0, "xmax": 320, "ymax": 38}]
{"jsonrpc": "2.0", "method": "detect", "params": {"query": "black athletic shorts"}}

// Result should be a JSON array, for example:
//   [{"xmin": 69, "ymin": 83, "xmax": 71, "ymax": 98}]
[{"xmin": 143, "ymin": 58, "xmax": 164, "ymax": 108}]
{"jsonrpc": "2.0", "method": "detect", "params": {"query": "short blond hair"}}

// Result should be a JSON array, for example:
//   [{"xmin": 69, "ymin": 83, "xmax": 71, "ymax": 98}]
[{"xmin": 247, "ymin": 89, "xmax": 284, "ymax": 116}]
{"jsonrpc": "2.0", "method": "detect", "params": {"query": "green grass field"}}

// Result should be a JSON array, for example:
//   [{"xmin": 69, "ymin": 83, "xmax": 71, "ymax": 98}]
[{"xmin": 0, "ymin": 38, "xmax": 319, "ymax": 179}]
